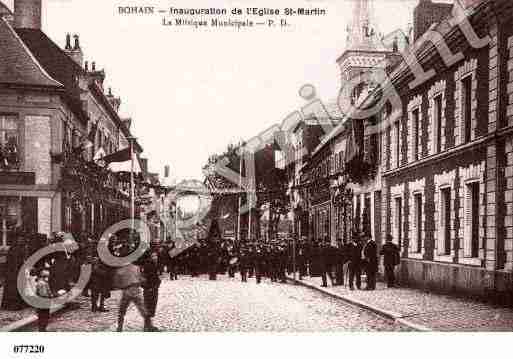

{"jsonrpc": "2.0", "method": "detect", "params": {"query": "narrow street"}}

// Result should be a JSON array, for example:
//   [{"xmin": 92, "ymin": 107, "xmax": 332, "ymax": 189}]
[{"xmin": 21, "ymin": 276, "xmax": 409, "ymax": 332}]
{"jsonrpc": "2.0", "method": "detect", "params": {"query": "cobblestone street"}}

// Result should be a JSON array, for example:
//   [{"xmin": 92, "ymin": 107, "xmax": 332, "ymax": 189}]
[{"xmin": 21, "ymin": 275, "xmax": 408, "ymax": 332}]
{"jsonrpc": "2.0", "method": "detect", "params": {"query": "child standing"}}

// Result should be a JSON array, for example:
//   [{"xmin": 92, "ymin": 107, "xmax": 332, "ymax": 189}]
[{"xmin": 35, "ymin": 269, "xmax": 53, "ymax": 332}]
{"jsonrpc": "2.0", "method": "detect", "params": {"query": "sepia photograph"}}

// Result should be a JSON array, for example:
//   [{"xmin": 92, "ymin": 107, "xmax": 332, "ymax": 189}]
[{"xmin": 0, "ymin": 0, "xmax": 512, "ymax": 357}]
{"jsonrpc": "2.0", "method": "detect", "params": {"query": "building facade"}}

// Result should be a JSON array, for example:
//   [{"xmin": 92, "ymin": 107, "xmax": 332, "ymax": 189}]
[
  {"xmin": 0, "ymin": 0, "xmax": 144, "ymax": 254},
  {"xmin": 380, "ymin": 0, "xmax": 513, "ymax": 300}
]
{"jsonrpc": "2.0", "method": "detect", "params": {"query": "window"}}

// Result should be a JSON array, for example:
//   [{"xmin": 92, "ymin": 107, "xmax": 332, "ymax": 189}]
[
  {"xmin": 0, "ymin": 197, "xmax": 21, "ymax": 246},
  {"xmin": 395, "ymin": 197, "xmax": 402, "ymax": 248},
  {"xmin": 395, "ymin": 121, "xmax": 400, "ymax": 167},
  {"xmin": 412, "ymin": 108, "xmax": 420, "ymax": 161},
  {"xmin": 462, "ymin": 76, "xmax": 472, "ymax": 143},
  {"xmin": 0, "ymin": 115, "xmax": 19, "ymax": 170},
  {"xmin": 441, "ymin": 188, "xmax": 451, "ymax": 255},
  {"xmin": 65, "ymin": 205, "xmax": 72, "ymax": 232},
  {"xmin": 464, "ymin": 182, "xmax": 480, "ymax": 258},
  {"xmin": 434, "ymin": 95, "xmax": 443, "ymax": 153},
  {"xmin": 413, "ymin": 194, "xmax": 422, "ymax": 253}
]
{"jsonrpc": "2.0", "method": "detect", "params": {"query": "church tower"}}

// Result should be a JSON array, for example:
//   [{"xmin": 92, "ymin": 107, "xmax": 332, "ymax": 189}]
[{"xmin": 337, "ymin": 0, "xmax": 398, "ymax": 108}]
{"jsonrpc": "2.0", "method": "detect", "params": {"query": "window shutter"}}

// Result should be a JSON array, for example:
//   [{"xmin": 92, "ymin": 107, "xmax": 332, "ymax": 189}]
[
  {"xmin": 408, "ymin": 112, "xmax": 413, "ymax": 163},
  {"xmin": 463, "ymin": 186, "xmax": 472, "ymax": 257},
  {"xmin": 393, "ymin": 203, "xmax": 397, "ymax": 245},
  {"xmin": 412, "ymin": 196, "xmax": 418, "ymax": 253},
  {"xmin": 438, "ymin": 192, "xmax": 445, "ymax": 255},
  {"xmin": 430, "ymin": 101, "xmax": 435, "ymax": 156}
]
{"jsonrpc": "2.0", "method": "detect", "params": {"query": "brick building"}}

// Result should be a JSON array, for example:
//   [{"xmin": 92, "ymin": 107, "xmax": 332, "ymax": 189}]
[
  {"xmin": 377, "ymin": 0, "xmax": 513, "ymax": 300},
  {"xmin": 286, "ymin": 0, "xmax": 513, "ymax": 301},
  {"xmin": 0, "ymin": 0, "xmax": 144, "ymax": 252}
]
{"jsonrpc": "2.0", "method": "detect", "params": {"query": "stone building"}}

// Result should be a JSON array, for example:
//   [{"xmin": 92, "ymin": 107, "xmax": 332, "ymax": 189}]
[
  {"xmin": 297, "ymin": 0, "xmax": 404, "ymax": 248},
  {"xmin": 0, "ymin": 0, "xmax": 144, "ymax": 250},
  {"xmin": 377, "ymin": 0, "xmax": 513, "ymax": 300}
]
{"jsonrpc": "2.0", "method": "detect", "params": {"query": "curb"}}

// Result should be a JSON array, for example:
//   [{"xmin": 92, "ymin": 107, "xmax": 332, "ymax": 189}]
[
  {"xmin": 287, "ymin": 276, "xmax": 432, "ymax": 332},
  {"xmin": 0, "ymin": 303, "xmax": 68, "ymax": 332}
]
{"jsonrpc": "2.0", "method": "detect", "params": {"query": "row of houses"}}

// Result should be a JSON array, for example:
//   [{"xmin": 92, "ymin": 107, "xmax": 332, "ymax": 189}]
[
  {"xmin": 0, "ymin": 0, "xmax": 157, "ymax": 255},
  {"xmin": 283, "ymin": 0, "xmax": 513, "ymax": 301}
]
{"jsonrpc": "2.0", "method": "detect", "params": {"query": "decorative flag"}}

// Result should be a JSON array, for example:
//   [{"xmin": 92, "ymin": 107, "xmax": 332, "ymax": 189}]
[
  {"xmin": 345, "ymin": 119, "xmax": 364, "ymax": 164},
  {"xmin": 101, "ymin": 147, "xmax": 142, "ymax": 173}
]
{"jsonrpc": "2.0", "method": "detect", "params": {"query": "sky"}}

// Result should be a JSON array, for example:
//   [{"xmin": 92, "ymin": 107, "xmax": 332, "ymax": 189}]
[{"xmin": 5, "ymin": 0, "xmax": 451, "ymax": 183}]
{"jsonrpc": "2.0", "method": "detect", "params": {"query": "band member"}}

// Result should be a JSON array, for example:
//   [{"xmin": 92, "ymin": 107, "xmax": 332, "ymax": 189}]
[
  {"xmin": 348, "ymin": 233, "xmax": 363, "ymax": 290},
  {"xmin": 362, "ymin": 233, "xmax": 378, "ymax": 290},
  {"xmin": 142, "ymin": 251, "xmax": 161, "ymax": 319},
  {"xmin": 319, "ymin": 240, "xmax": 335, "ymax": 287},
  {"xmin": 336, "ymin": 239, "xmax": 350, "ymax": 286},
  {"xmin": 90, "ymin": 258, "xmax": 111, "ymax": 312},
  {"xmin": 239, "ymin": 246, "xmax": 248, "ymax": 283},
  {"xmin": 380, "ymin": 234, "xmax": 401, "ymax": 288}
]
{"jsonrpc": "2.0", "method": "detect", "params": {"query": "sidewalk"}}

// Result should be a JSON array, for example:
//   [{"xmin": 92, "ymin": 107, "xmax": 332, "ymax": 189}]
[{"xmin": 288, "ymin": 275, "xmax": 513, "ymax": 331}]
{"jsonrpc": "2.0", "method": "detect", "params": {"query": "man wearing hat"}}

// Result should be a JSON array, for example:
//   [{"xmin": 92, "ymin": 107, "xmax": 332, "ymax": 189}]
[
  {"xmin": 380, "ymin": 234, "xmax": 401, "ymax": 288},
  {"xmin": 362, "ymin": 232, "xmax": 378, "ymax": 290},
  {"xmin": 348, "ymin": 231, "xmax": 363, "ymax": 290}
]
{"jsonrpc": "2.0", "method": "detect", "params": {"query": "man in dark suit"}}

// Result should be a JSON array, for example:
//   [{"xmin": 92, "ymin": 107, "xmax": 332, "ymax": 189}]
[
  {"xmin": 141, "ymin": 251, "xmax": 161, "ymax": 319},
  {"xmin": 362, "ymin": 233, "xmax": 378, "ymax": 290},
  {"xmin": 380, "ymin": 234, "xmax": 401, "ymax": 288},
  {"xmin": 335, "ymin": 239, "xmax": 350, "ymax": 286},
  {"xmin": 348, "ymin": 232, "xmax": 363, "ymax": 290},
  {"xmin": 319, "ymin": 240, "xmax": 335, "ymax": 287}
]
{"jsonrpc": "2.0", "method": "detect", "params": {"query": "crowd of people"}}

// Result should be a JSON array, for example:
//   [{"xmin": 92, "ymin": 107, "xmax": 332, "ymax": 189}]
[
  {"xmin": 0, "ymin": 223, "xmax": 401, "ymax": 332},
  {"xmin": 153, "ymin": 230, "xmax": 401, "ymax": 291}
]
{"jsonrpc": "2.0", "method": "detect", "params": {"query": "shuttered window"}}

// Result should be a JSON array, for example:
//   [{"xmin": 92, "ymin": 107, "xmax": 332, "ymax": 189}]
[
  {"xmin": 464, "ymin": 182, "xmax": 480, "ymax": 258},
  {"xmin": 394, "ymin": 197, "xmax": 402, "ymax": 247},
  {"xmin": 435, "ymin": 95, "xmax": 443, "ymax": 153},
  {"xmin": 412, "ymin": 109, "xmax": 420, "ymax": 161},
  {"xmin": 395, "ymin": 122, "xmax": 400, "ymax": 167},
  {"xmin": 440, "ymin": 188, "xmax": 451, "ymax": 255},
  {"xmin": 462, "ymin": 76, "xmax": 472, "ymax": 143},
  {"xmin": 413, "ymin": 194, "xmax": 422, "ymax": 254}
]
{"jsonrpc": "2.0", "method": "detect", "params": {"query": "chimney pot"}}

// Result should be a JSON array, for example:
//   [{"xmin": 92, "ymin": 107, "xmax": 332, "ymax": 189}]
[
  {"xmin": 92, "ymin": 62, "xmax": 96, "ymax": 71},
  {"xmin": 65, "ymin": 33, "xmax": 72, "ymax": 50},
  {"xmin": 73, "ymin": 34, "xmax": 80, "ymax": 50},
  {"xmin": 109, "ymin": 88, "xmax": 113, "ymax": 96},
  {"xmin": 84, "ymin": 61, "xmax": 89, "ymax": 72}
]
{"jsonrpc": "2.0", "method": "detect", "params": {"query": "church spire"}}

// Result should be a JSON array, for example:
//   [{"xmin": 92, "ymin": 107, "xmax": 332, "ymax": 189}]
[{"xmin": 346, "ymin": 0, "xmax": 383, "ymax": 51}]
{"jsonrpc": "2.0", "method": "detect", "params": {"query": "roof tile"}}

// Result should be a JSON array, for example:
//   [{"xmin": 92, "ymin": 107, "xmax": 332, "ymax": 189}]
[{"xmin": 0, "ymin": 18, "xmax": 62, "ymax": 87}]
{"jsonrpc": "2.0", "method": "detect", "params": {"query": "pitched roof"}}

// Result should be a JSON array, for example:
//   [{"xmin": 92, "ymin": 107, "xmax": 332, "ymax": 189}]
[
  {"xmin": 15, "ymin": 27, "xmax": 85, "ymax": 94},
  {"xmin": 0, "ymin": 1, "xmax": 12, "ymax": 17},
  {"xmin": 0, "ymin": 18, "xmax": 62, "ymax": 87}
]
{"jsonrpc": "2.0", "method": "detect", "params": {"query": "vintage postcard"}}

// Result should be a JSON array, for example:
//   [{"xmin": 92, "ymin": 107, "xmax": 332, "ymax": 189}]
[{"xmin": 0, "ymin": 0, "xmax": 512, "ymax": 357}]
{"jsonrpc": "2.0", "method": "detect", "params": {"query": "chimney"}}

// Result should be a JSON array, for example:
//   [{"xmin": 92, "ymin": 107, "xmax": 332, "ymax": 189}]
[
  {"xmin": 65, "ymin": 33, "xmax": 72, "ymax": 50},
  {"xmin": 106, "ymin": 87, "xmax": 121, "ymax": 112},
  {"xmin": 413, "ymin": 0, "xmax": 453, "ymax": 42},
  {"xmin": 64, "ymin": 33, "xmax": 84, "ymax": 67},
  {"xmin": 14, "ymin": 0, "xmax": 42, "ymax": 29}
]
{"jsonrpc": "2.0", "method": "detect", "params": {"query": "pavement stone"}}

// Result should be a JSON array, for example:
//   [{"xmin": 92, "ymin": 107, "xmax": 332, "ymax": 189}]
[
  {"xmin": 19, "ymin": 275, "xmax": 410, "ymax": 332},
  {"xmin": 293, "ymin": 276, "xmax": 513, "ymax": 331}
]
